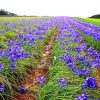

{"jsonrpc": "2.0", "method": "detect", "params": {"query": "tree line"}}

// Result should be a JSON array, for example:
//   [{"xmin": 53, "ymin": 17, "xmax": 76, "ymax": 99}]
[
  {"xmin": 89, "ymin": 14, "xmax": 100, "ymax": 19},
  {"xmin": 0, "ymin": 9, "xmax": 17, "ymax": 16}
]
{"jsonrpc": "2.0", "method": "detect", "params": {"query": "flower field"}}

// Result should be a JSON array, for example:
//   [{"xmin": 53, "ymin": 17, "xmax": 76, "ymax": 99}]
[{"xmin": 0, "ymin": 17, "xmax": 100, "ymax": 100}]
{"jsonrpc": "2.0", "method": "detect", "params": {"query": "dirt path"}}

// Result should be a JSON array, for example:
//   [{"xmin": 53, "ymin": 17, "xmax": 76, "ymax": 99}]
[{"xmin": 14, "ymin": 32, "xmax": 56, "ymax": 100}]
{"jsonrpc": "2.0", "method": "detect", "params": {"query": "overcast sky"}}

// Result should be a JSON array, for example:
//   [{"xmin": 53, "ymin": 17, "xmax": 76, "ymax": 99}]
[{"xmin": 0, "ymin": 0, "xmax": 100, "ymax": 17}]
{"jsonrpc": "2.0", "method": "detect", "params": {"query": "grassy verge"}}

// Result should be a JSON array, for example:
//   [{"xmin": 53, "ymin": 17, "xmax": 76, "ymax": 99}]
[{"xmin": 74, "ymin": 17, "xmax": 100, "ymax": 26}]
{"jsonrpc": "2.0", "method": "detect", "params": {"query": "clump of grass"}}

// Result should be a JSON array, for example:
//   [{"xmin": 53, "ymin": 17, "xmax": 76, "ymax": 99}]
[{"xmin": 75, "ymin": 17, "xmax": 100, "ymax": 26}]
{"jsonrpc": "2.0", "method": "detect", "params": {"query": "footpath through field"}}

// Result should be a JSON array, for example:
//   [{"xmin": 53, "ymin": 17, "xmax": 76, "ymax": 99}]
[{"xmin": 15, "ymin": 28, "xmax": 57, "ymax": 100}]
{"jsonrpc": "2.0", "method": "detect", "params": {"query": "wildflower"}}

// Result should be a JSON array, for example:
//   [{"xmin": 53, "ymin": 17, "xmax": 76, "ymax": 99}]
[
  {"xmin": 54, "ymin": 56, "xmax": 56, "ymax": 60},
  {"xmin": 87, "ymin": 47, "xmax": 94, "ymax": 54},
  {"xmin": 9, "ymin": 63, "xmax": 16, "ymax": 72},
  {"xmin": 6, "ymin": 28, "xmax": 11, "ymax": 32},
  {"xmin": 36, "ymin": 76, "xmax": 45, "ymax": 87},
  {"xmin": 0, "ymin": 64, "xmax": 3, "ymax": 72},
  {"xmin": 65, "ymin": 56, "xmax": 73, "ymax": 64},
  {"xmin": 66, "ymin": 46, "xmax": 71, "ymax": 51},
  {"xmin": 75, "ymin": 92, "xmax": 88, "ymax": 100},
  {"xmin": 67, "ymin": 63, "xmax": 78, "ymax": 73},
  {"xmin": 77, "ymin": 68, "xmax": 90, "ymax": 77},
  {"xmin": 81, "ymin": 42, "xmax": 87, "ymax": 50},
  {"xmin": 38, "ymin": 35, "xmax": 43, "ymax": 40},
  {"xmin": 18, "ymin": 86, "xmax": 27, "ymax": 94},
  {"xmin": 83, "ymin": 77, "xmax": 96, "ymax": 89},
  {"xmin": 56, "ymin": 78, "xmax": 67, "ymax": 88},
  {"xmin": 0, "ymin": 29, "xmax": 4, "ymax": 34},
  {"xmin": 60, "ymin": 55, "xmax": 65, "ymax": 62},
  {"xmin": 82, "ymin": 83, "xmax": 87, "ymax": 89},
  {"xmin": 0, "ymin": 83, "xmax": 5, "ymax": 92},
  {"xmin": 75, "ymin": 46, "xmax": 81, "ymax": 53}
]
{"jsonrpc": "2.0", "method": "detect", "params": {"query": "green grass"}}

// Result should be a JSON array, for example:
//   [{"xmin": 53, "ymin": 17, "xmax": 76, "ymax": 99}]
[
  {"xmin": 75, "ymin": 17, "xmax": 100, "ymax": 26},
  {"xmin": 0, "ymin": 16, "xmax": 38, "ymax": 21}
]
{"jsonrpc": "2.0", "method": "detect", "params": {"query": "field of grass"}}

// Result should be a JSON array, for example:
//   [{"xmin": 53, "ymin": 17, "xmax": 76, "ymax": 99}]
[
  {"xmin": 0, "ymin": 16, "xmax": 43, "ymax": 21},
  {"xmin": 0, "ymin": 17, "xmax": 100, "ymax": 100},
  {"xmin": 75, "ymin": 17, "xmax": 100, "ymax": 26}
]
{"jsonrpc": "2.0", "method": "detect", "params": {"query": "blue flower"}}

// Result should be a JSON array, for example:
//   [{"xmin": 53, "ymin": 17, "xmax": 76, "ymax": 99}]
[
  {"xmin": 81, "ymin": 42, "xmax": 87, "ymax": 50},
  {"xmin": 56, "ymin": 78, "xmax": 67, "ymax": 88},
  {"xmin": 36, "ymin": 76, "xmax": 45, "ymax": 87},
  {"xmin": 75, "ymin": 46, "xmax": 81, "ymax": 53},
  {"xmin": 38, "ymin": 35, "xmax": 43, "ymax": 40},
  {"xmin": 0, "ymin": 83, "xmax": 5, "ymax": 92},
  {"xmin": 82, "ymin": 83, "xmax": 87, "ymax": 89},
  {"xmin": 75, "ymin": 92, "xmax": 88, "ymax": 100},
  {"xmin": 65, "ymin": 56, "xmax": 73, "ymax": 64},
  {"xmin": 6, "ymin": 28, "xmax": 11, "ymax": 32},
  {"xmin": 78, "ymin": 68, "xmax": 90, "ymax": 76},
  {"xmin": 87, "ymin": 47, "xmax": 94, "ymax": 54},
  {"xmin": 66, "ymin": 46, "xmax": 71, "ymax": 51},
  {"xmin": 83, "ymin": 77, "xmax": 96, "ymax": 88},
  {"xmin": 9, "ymin": 63, "xmax": 16, "ymax": 72},
  {"xmin": 18, "ymin": 86, "xmax": 27, "ymax": 94},
  {"xmin": 67, "ymin": 63, "xmax": 78, "ymax": 73},
  {"xmin": 0, "ymin": 64, "xmax": 3, "ymax": 72},
  {"xmin": 0, "ymin": 29, "xmax": 4, "ymax": 34}
]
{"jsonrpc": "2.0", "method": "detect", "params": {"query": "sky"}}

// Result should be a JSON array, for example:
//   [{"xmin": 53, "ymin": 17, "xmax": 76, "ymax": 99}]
[{"xmin": 0, "ymin": 0, "xmax": 100, "ymax": 17}]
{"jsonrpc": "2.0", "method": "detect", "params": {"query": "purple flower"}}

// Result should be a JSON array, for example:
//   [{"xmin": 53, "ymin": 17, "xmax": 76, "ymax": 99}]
[
  {"xmin": 0, "ymin": 83, "xmax": 5, "ymax": 92},
  {"xmin": 56, "ymin": 78, "xmax": 67, "ymax": 88},
  {"xmin": 36, "ymin": 76, "xmax": 45, "ymax": 87},
  {"xmin": 82, "ymin": 83, "xmax": 87, "ymax": 89},
  {"xmin": 0, "ymin": 29, "xmax": 4, "ymax": 34},
  {"xmin": 75, "ymin": 92, "xmax": 88, "ymax": 100},
  {"xmin": 92, "ymin": 63, "xmax": 100, "ymax": 68},
  {"xmin": 6, "ymin": 28, "xmax": 11, "ymax": 32},
  {"xmin": 45, "ymin": 45, "xmax": 49, "ymax": 50},
  {"xmin": 91, "ymin": 50, "xmax": 98, "ymax": 57},
  {"xmin": 78, "ymin": 68, "xmax": 90, "ymax": 76},
  {"xmin": 83, "ymin": 77, "xmax": 96, "ymax": 89},
  {"xmin": 66, "ymin": 46, "xmax": 71, "ymax": 51},
  {"xmin": 81, "ymin": 42, "xmax": 87, "ymax": 50},
  {"xmin": 75, "ymin": 46, "xmax": 81, "ymax": 53},
  {"xmin": 0, "ymin": 64, "xmax": 3, "ymax": 72},
  {"xmin": 87, "ymin": 47, "xmax": 94, "ymax": 54},
  {"xmin": 76, "ymin": 56, "xmax": 84, "ymax": 64},
  {"xmin": 67, "ymin": 63, "xmax": 78, "ymax": 73},
  {"xmin": 9, "ymin": 63, "xmax": 16, "ymax": 72},
  {"xmin": 65, "ymin": 56, "xmax": 73, "ymax": 64},
  {"xmin": 84, "ymin": 62, "xmax": 90, "ymax": 67},
  {"xmin": 38, "ymin": 35, "xmax": 43, "ymax": 40},
  {"xmin": 18, "ymin": 86, "xmax": 27, "ymax": 94}
]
